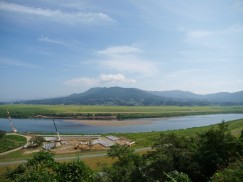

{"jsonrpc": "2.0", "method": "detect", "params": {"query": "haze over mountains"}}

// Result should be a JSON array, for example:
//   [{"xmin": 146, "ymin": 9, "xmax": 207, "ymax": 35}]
[{"xmin": 13, "ymin": 87, "xmax": 243, "ymax": 106}]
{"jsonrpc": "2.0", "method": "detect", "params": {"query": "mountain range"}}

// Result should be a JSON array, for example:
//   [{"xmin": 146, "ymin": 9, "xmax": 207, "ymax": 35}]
[{"xmin": 14, "ymin": 87, "xmax": 243, "ymax": 106}]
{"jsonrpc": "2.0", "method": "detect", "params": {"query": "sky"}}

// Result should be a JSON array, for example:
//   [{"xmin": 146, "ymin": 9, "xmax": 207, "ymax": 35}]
[{"xmin": 0, "ymin": 0, "xmax": 243, "ymax": 101}]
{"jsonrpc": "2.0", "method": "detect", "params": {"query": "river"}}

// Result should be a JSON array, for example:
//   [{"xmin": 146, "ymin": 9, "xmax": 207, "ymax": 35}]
[{"xmin": 0, "ymin": 114, "xmax": 243, "ymax": 134}]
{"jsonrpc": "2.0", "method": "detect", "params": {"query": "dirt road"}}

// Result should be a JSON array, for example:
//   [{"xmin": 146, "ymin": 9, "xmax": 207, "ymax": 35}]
[{"xmin": 0, "ymin": 147, "xmax": 151, "ymax": 166}]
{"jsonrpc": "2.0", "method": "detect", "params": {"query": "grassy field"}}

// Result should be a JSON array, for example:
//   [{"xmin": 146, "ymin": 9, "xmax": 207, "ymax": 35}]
[
  {"xmin": 0, "ymin": 104, "xmax": 243, "ymax": 119},
  {"xmin": 114, "ymin": 118, "xmax": 243, "ymax": 147},
  {"xmin": 0, "ymin": 135, "xmax": 27, "ymax": 153}
]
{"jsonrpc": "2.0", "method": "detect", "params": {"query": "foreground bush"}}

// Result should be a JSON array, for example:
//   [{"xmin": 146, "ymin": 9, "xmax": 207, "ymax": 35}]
[
  {"xmin": 0, "ymin": 130, "xmax": 6, "ymax": 138},
  {"xmin": 211, "ymin": 158, "xmax": 243, "ymax": 182},
  {"xmin": 6, "ymin": 151, "xmax": 93, "ymax": 182}
]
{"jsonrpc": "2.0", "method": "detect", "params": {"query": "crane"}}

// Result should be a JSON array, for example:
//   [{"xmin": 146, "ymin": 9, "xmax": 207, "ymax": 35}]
[
  {"xmin": 7, "ymin": 111, "xmax": 17, "ymax": 133},
  {"xmin": 52, "ymin": 117, "xmax": 61, "ymax": 145}
]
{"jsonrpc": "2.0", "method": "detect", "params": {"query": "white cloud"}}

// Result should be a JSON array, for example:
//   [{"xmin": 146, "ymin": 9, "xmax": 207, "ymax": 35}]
[
  {"xmin": 183, "ymin": 25, "xmax": 243, "ymax": 49},
  {"xmin": 60, "ymin": 1, "xmax": 91, "ymax": 11},
  {"xmin": 99, "ymin": 74, "xmax": 136, "ymax": 83},
  {"xmin": 184, "ymin": 30, "xmax": 216, "ymax": 48},
  {"xmin": 102, "ymin": 59, "xmax": 158, "ymax": 75},
  {"xmin": 98, "ymin": 46, "xmax": 142, "ymax": 56},
  {"xmin": 0, "ymin": 1, "xmax": 115, "ymax": 25},
  {"xmin": 38, "ymin": 36, "xmax": 66, "ymax": 46},
  {"xmin": 186, "ymin": 30, "xmax": 212, "ymax": 39},
  {"xmin": 65, "ymin": 77, "xmax": 97, "ymax": 86},
  {"xmin": 97, "ymin": 45, "xmax": 159, "ymax": 75},
  {"xmin": 65, "ymin": 74, "xmax": 136, "ymax": 87}
]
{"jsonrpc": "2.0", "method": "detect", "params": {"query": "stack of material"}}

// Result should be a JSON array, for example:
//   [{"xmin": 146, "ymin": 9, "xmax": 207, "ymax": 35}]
[
  {"xmin": 42, "ymin": 143, "xmax": 55, "ymax": 150},
  {"xmin": 99, "ymin": 139, "xmax": 115, "ymax": 147},
  {"xmin": 44, "ymin": 137, "xmax": 58, "ymax": 142},
  {"xmin": 106, "ymin": 135, "xmax": 119, "ymax": 141}
]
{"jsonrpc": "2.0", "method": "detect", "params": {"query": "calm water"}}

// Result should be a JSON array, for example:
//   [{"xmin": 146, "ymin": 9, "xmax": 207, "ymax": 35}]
[{"xmin": 0, "ymin": 114, "xmax": 243, "ymax": 134}]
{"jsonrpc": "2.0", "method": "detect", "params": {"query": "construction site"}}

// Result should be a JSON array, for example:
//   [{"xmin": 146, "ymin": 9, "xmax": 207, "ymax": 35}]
[
  {"xmin": 38, "ymin": 134, "xmax": 134, "ymax": 154},
  {"xmin": 6, "ymin": 111, "xmax": 135, "ymax": 154}
]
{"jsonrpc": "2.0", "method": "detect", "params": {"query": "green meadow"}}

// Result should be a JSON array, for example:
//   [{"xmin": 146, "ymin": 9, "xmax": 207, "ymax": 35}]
[
  {"xmin": 0, "ymin": 135, "xmax": 26, "ymax": 153},
  {"xmin": 0, "ymin": 104, "xmax": 243, "ymax": 119}
]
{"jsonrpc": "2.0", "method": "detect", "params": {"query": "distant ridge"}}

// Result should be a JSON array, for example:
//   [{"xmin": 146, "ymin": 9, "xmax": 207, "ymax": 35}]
[
  {"xmin": 149, "ymin": 90, "xmax": 201, "ymax": 99},
  {"xmin": 150, "ymin": 90, "xmax": 243, "ymax": 103},
  {"xmin": 14, "ymin": 87, "xmax": 243, "ymax": 106}
]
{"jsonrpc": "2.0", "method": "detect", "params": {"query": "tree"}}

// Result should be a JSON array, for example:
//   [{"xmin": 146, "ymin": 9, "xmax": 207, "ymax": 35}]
[
  {"xmin": 0, "ymin": 130, "xmax": 5, "ymax": 139},
  {"xmin": 144, "ymin": 133, "xmax": 193, "ymax": 181},
  {"xmin": 192, "ymin": 122, "xmax": 243, "ymax": 181},
  {"xmin": 29, "ymin": 136, "xmax": 45, "ymax": 146},
  {"xmin": 165, "ymin": 170, "xmax": 192, "ymax": 182},
  {"xmin": 5, "ymin": 151, "xmax": 94, "ymax": 182},
  {"xmin": 6, "ymin": 151, "xmax": 57, "ymax": 182},
  {"xmin": 211, "ymin": 158, "xmax": 243, "ymax": 182},
  {"xmin": 104, "ymin": 145, "xmax": 147, "ymax": 182},
  {"xmin": 56, "ymin": 159, "xmax": 93, "ymax": 182}
]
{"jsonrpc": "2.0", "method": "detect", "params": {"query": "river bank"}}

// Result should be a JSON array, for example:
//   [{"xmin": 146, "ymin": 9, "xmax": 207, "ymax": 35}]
[{"xmin": 64, "ymin": 119, "xmax": 151, "ymax": 126}]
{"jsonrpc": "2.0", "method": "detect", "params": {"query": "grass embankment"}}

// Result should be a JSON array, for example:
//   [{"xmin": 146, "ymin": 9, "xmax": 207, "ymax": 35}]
[
  {"xmin": 0, "ymin": 104, "xmax": 243, "ymax": 119},
  {"xmin": 0, "ymin": 135, "xmax": 27, "ymax": 153},
  {"xmin": 114, "ymin": 118, "xmax": 243, "ymax": 147}
]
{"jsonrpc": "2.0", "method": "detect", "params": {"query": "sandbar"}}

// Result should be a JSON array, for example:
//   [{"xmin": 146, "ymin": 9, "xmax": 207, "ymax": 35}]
[{"xmin": 64, "ymin": 119, "xmax": 152, "ymax": 126}]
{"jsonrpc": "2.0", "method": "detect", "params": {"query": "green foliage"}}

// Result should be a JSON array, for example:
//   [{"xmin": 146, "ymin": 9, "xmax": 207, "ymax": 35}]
[
  {"xmin": 0, "ymin": 135, "xmax": 26, "ymax": 153},
  {"xmin": 7, "ymin": 163, "xmax": 56, "ymax": 182},
  {"xmin": 5, "ymin": 151, "xmax": 94, "ymax": 182},
  {"xmin": 165, "ymin": 170, "xmax": 192, "ymax": 182},
  {"xmin": 192, "ymin": 122, "xmax": 243, "ymax": 181},
  {"xmin": 29, "ymin": 136, "xmax": 45, "ymax": 146},
  {"xmin": 56, "ymin": 160, "xmax": 93, "ymax": 182},
  {"xmin": 211, "ymin": 158, "xmax": 243, "ymax": 182},
  {"xmin": 107, "ymin": 144, "xmax": 135, "ymax": 160},
  {"xmin": 144, "ymin": 134, "xmax": 193, "ymax": 181},
  {"xmin": 27, "ymin": 151, "xmax": 55, "ymax": 166},
  {"xmin": 6, "ymin": 151, "xmax": 57, "ymax": 182},
  {"xmin": 240, "ymin": 130, "xmax": 243, "ymax": 141},
  {"xmin": 104, "ymin": 145, "xmax": 146, "ymax": 182},
  {"xmin": 0, "ymin": 130, "xmax": 6, "ymax": 139}
]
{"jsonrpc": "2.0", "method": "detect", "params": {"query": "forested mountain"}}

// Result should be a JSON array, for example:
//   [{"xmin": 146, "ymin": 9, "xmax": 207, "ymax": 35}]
[
  {"xmin": 149, "ymin": 90, "xmax": 201, "ymax": 99},
  {"xmin": 150, "ymin": 90, "xmax": 243, "ymax": 103},
  {"xmin": 16, "ymin": 87, "xmax": 243, "ymax": 106},
  {"xmin": 204, "ymin": 91, "xmax": 243, "ymax": 103},
  {"xmin": 19, "ymin": 87, "xmax": 179, "ymax": 106}
]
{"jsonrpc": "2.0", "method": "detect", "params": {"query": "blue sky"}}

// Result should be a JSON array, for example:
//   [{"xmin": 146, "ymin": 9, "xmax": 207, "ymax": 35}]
[{"xmin": 0, "ymin": 0, "xmax": 243, "ymax": 101}]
